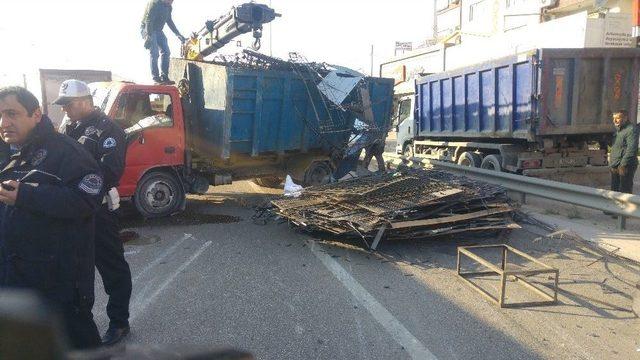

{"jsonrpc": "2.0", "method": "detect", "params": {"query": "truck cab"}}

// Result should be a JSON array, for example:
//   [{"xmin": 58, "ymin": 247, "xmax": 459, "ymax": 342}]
[
  {"xmin": 394, "ymin": 95, "xmax": 415, "ymax": 157},
  {"xmin": 92, "ymin": 82, "xmax": 189, "ymax": 217}
]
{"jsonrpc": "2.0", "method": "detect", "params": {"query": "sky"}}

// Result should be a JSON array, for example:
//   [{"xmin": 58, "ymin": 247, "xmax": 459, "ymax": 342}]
[{"xmin": 0, "ymin": 0, "xmax": 434, "ymax": 96}]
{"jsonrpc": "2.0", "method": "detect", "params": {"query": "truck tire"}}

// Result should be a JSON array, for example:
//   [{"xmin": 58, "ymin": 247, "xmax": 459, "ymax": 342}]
[
  {"xmin": 253, "ymin": 176, "xmax": 284, "ymax": 188},
  {"xmin": 457, "ymin": 151, "xmax": 482, "ymax": 167},
  {"xmin": 403, "ymin": 142, "xmax": 414, "ymax": 158},
  {"xmin": 481, "ymin": 154, "xmax": 503, "ymax": 172},
  {"xmin": 134, "ymin": 171, "xmax": 185, "ymax": 218},
  {"xmin": 303, "ymin": 161, "xmax": 333, "ymax": 187}
]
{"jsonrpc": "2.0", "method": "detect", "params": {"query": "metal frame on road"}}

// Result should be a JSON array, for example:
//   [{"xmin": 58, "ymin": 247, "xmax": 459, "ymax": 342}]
[{"xmin": 387, "ymin": 155, "xmax": 640, "ymax": 230}]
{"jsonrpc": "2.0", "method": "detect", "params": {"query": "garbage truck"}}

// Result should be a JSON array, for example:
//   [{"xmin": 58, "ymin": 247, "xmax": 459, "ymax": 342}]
[
  {"xmin": 91, "ymin": 54, "xmax": 394, "ymax": 217},
  {"xmin": 395, "ymin": 48, "xmax": 640, "ymax": 187}
]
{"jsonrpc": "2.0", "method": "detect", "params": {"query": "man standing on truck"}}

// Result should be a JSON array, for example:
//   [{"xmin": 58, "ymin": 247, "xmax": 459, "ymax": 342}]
[
  {"xmin": 55, "ymin": 80, "xmax": 132, "ymax": 346},
  {"xmin": 141, "ymin": 0, "xmax": 186, "ymax": 85},
  {"xmin": 610, "ymin": 110, "xmax": 639, "ymax": 194},
  {"xmin": 0, "ymin": 86, "xmax": 103, "ymax": 349}
]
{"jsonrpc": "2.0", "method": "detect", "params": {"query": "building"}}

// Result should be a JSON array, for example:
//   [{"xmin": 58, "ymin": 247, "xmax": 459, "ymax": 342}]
[{"xmin": 381, "ymin": 0, "xmax": 640, "ymax": 94}]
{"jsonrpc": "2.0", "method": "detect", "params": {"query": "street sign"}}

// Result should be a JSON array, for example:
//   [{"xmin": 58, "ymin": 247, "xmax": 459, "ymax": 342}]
[{"xmin": 395, "ymin": 41, "xmax": 413, "ymax": 52}]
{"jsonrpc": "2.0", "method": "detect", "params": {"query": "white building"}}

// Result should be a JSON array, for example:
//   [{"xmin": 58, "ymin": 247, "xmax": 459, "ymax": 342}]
[{"xmin": 381, "ymin": 0, "xmax": 639, "ymax": 92}]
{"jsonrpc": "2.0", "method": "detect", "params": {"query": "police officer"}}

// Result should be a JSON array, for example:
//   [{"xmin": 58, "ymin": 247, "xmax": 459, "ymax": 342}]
[
  {"xmin": 56, "ymin": 80, "xmax": 132, "ymax": 346},
  {"xmin": 0, "ymin": 86, "xmax": 102, "ymax": 349}
]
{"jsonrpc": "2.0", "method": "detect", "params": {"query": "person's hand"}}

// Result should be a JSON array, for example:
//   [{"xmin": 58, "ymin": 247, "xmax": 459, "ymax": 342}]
[
  {"xmin": 0, "ymin": 180, "xmax": 19, "ymax": 206},
  {"xmin": 143, "ymin": 36, "xmax": 152, "ymax": 49},
  {"xmin": 178, "ymin": 35, "xmax": 186, "ymax": 43},
  {"xmin": 611, "ymin": 167, "xmax": 618, "ymax": 174},
  {"xmin": 618, "ymin": 166, "xmax": 627, "ymax": 176}
]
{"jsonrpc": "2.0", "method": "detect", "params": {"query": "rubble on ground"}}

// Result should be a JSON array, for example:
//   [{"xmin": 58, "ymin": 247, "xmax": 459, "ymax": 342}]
[{"xmin": 269, "ymin": 169, "xmax": 519, "ymax": 246}]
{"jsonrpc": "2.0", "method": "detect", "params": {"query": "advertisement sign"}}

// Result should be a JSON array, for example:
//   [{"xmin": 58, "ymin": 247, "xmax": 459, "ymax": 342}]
[{"xmin": 604, "ymin": 13, "xmax": 634, "ymax": 48}]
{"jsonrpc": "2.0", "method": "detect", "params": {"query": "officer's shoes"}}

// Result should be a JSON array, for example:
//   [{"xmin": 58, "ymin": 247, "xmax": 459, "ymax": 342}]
[{"xmin": 101, "ymin": 325, "xmax": 130, "ymax": 346}]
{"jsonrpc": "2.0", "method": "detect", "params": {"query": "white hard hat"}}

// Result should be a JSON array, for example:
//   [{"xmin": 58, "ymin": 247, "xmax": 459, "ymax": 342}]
[{"xmin": 53, "ymin": 79, "xmax": 91, "ymax": 105}]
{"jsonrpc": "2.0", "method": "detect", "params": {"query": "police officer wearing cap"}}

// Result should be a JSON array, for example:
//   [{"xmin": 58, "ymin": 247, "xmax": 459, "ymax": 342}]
[
  {"xmin": 56, "ymin": 79, "xmax": 132, "ymax": 346},
  {"xmin": 0, "ymin": 86, "xmax": 103, "ymax": 349}
]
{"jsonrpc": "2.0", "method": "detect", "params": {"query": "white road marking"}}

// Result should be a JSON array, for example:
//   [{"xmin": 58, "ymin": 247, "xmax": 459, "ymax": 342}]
[
  {"xmin": 132, "ymin": 233, "xmax": 191, "ymax": 283},
  {"xmin": 310, "ymin": 243, "xmax": 438, "ymax": 360},
  {"xmin": 130, "ymin": 240, "xmax": 213, "ymax": 322}
]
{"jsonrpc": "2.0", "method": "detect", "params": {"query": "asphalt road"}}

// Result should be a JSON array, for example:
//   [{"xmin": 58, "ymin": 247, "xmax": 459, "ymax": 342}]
[{"xmin": 92, "ymin": 180, "xmax": 640, "ymax": 360}]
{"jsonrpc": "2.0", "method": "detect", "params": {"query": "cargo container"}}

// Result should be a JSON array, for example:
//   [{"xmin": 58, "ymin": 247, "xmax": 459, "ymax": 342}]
[{"xmin": 396, "ymin": 48, "xmax": 640, "ymax": 186}]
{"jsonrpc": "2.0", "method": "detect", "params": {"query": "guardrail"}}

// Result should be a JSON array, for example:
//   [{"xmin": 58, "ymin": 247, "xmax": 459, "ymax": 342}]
[{"xmin": 386, "ymin": 154, "xmax": 640, "ymax": 230}]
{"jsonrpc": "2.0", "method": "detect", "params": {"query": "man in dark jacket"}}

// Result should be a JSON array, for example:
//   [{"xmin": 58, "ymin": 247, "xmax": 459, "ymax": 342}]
[
  {"xmin": 141, "ymin": 0, "xmax": 186, "ymax": 84},
  {"xmin": 0, "ymin": 86, "xmax": 102, "ymax": 349},
  {"xmin": 610, "ymin": 110, "xmax": 639, "ymax": 194},
  {"xmin": 56, "ymin": 80, "xmax": 132, "ymax": 346}
]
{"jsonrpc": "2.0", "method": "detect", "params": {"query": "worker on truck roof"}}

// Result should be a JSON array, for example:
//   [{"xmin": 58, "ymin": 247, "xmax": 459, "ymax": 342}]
[
  {"xmin": 610, "ymin": 110, "xmax": 639, "ymax": 195},
  {"xmin": 141, "ymin": 0, "xmax": 186, "ymax": 85}
]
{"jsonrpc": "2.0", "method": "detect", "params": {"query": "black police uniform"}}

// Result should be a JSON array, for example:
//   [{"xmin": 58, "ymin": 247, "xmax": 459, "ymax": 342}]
[
  {"xmin": 60, "ymin": 109, "xmax": 132, "ymax": 331},
  {"xmin": 0, "ymin": 116, "xmax": 102, "ymax": 349}
]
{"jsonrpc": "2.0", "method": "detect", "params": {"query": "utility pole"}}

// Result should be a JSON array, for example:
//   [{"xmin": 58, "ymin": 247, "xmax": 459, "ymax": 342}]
[
  {"xmin": 370, "ymin": 44, "xmax": 374, "ymax": 76},
  {"xmin": 433, "ymin": 0, "xmax": 438, "ymax": 40},
  {"xmin": 269, "ymin": 0, "xmax": 273, "ymax": 56},
  {"xmin": 22, "ymin": 74, "xmax": 27, "ymax": 89}
]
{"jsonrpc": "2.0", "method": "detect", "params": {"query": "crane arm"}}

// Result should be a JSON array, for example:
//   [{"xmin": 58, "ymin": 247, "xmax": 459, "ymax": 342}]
[{"xmin": 183, "ymin": 3, "xmax": 280, "ymax": 61}]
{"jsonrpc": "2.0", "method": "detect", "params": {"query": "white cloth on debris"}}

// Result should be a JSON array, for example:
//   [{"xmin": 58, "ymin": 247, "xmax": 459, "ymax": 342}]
[{"xmin": 283, "ymin": 175, "xmax": 304, "ymax": 197}]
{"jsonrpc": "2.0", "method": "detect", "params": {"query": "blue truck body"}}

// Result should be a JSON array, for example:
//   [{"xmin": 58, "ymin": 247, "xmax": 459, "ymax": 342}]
[
  {"xmin": 414, "ymin": 48, "xmax": 640, "ymax": 140},
  {"xmin": 171, "ymin": 59, "xmax": 394, "ymax": 183}
]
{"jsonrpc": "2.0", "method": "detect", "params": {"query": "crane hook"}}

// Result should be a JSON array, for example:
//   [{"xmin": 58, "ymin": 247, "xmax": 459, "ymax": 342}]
[{"xmin": 252, "ymin": 38, "xmax": 262, "ymax": 51}]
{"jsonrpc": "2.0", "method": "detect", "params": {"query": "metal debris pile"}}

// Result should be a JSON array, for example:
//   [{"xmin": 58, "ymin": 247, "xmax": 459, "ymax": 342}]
[{"xmin": 270, "ymin": 169, "xmax": 518, "ymax": 247}]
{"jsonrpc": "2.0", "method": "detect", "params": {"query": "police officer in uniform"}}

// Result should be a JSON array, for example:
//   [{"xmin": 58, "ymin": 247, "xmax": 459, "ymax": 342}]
[
  {"xmin": 56, "ymin": 80, "xmax": 132, "ymax": 345},
  {"xmin": 0, "ymin": 86, "xmax": 102, "ymax": 349}
]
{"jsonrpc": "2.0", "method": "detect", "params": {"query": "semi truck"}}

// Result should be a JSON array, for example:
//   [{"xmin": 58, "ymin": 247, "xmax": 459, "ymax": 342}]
[
  {"xmin": 91, "ymin": 58, "xmax": 394, "ymax": 218},
  {"xmin": 395, "ymin": 48, "xmax": 640, "ymax": 187}
]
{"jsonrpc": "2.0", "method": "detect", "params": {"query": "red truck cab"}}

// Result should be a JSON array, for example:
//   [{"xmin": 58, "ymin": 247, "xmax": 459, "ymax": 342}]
[{"xmin": 92, "ymin": 82, "xmax": 189, "ymax": 217}]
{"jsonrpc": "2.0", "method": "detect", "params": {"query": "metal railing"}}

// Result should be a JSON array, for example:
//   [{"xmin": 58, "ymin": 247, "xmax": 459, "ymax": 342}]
[{"xmin": 387, "ymin": 155, "xmax": 640, "ymax": 230}]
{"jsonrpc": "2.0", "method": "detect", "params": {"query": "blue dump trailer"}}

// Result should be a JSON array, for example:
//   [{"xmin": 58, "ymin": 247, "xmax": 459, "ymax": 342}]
[
  {"xmin": 396, "ymin": 48, "xmax": 640, "ymax": 186},
  {"xmin": 171, "ymin": 57, "xmax": 395, "ymax": 187}
]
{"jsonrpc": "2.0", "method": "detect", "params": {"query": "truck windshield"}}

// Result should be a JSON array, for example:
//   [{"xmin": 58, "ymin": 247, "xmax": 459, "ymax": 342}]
[
  {"xmin": 398, "ymin": 99, "xmax": 412, "ymax": 124},
  {"xmin": 90, "ymin": 83, "xmax": 118, "ymax": 114}
]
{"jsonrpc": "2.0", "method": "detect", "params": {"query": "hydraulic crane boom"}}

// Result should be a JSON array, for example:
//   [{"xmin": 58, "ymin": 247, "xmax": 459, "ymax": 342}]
[{"xmin": 183, "ymin": 3, "xmax": 280, "ymax": 61}]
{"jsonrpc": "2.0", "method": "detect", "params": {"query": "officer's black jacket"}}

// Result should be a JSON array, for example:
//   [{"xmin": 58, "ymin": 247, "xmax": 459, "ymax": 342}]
[
  {"xmin": 60, "ymin": 109, "xmax": 126, "ymax": 191},
  {"xmin": 0, "ymin": 115, "xmax": 103, "ymax": 304}
]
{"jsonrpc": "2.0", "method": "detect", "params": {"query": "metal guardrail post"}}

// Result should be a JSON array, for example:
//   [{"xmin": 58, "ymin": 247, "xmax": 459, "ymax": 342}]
[{"xmin": 618, "ymin": 216, "xmax": 627, "ymax": 231}]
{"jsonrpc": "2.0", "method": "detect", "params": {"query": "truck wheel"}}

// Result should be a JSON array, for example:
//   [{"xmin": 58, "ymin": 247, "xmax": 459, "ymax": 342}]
[
  {"xmin": 481, "ymin": 154, "xmax": 503, "ymax": 172},
  {"xmin": 134, "ymin": 171, "xmax": 185, "ymax": 218},
  {"xmin": 253, "ymin": 176, "xmax": 284, "ymax": 188},
  {"xmin": 303, "ymin": 161, "xmax": 332, "ymax": 187},
  {"xmin": 457, "ymin": 151, "xmax": 482, "ymax": 167},
  {"xmin": 403, "ymin": 142, "xmax": 414, "ymax": 158}
]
